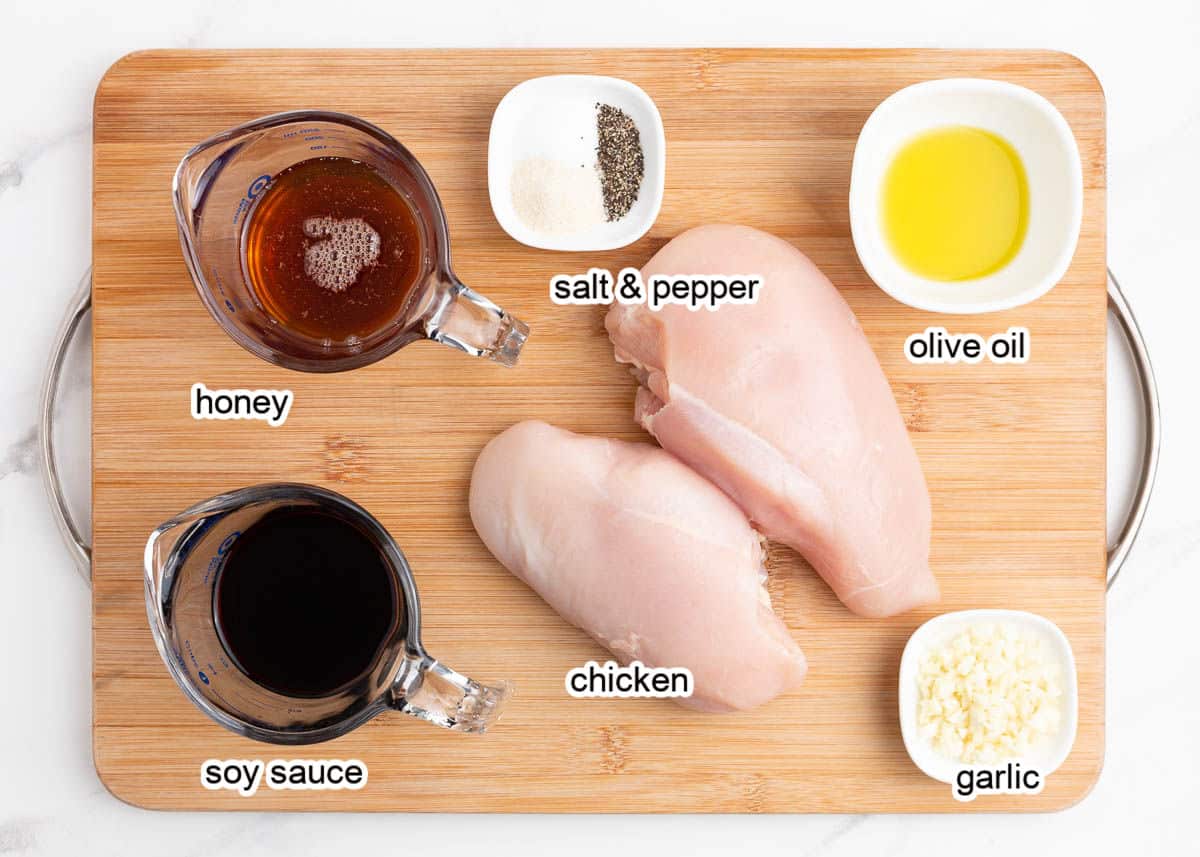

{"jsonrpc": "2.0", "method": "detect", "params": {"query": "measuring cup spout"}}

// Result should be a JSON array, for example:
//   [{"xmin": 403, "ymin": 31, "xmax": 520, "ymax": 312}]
[
  {"xmin": 391, "ymin": 654, "xmax": 511, "ymax": 734},
  {"xmin": 143, "ymin": 491, "xmax": 246, "ymax": 642},
  {"xmin": 143, "ymin": 517, "xmax": 187, "ymax": 609},
  {"xmin": 142, "ymin": 510, "xmax": 211, "ymax": 699}
]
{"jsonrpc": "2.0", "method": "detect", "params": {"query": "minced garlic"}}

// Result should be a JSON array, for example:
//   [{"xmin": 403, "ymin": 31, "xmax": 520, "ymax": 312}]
[{"xmin": 916, "ymin": 623, "xmax": 1062, "ymax": 764}]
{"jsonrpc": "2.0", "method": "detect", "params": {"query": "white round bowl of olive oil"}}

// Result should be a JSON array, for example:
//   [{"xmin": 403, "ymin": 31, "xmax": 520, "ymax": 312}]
[{"xmin": 849, "ymin": 78, "xmax": 1083, "ymax": 314}]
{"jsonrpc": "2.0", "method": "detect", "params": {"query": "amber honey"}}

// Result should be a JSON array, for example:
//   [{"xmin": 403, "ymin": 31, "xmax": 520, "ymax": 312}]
[{"xmin": 242, "ymin": 157, "xmax": 425, "ymax": 343}]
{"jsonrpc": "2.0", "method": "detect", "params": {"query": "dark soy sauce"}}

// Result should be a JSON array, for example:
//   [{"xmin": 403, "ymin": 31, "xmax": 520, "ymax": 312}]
[{"xmin": 214, "ymin": 507, "xmax": 402, "ymax": 698}]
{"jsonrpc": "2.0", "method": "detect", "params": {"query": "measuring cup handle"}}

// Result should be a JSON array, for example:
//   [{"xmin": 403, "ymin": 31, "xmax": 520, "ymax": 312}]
[
  {"xmin": 424, "ymin": 279, "xmax": 529, "ymax": 367},
  {"xmin": 392, "ymin": 655, "xmax": 511, "ymax": 734}
]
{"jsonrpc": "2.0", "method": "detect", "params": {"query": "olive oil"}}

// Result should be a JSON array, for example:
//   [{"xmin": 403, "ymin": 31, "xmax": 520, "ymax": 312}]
[{"xmin": 881, "ymin": 126, "xmax": 1028, "ymax": 282}]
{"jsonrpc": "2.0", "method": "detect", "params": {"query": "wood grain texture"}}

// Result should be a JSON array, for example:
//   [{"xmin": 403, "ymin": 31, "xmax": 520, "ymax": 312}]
[{"xmin": 91, "ymin": 49, "xmax": 1106, "ymax": 812}]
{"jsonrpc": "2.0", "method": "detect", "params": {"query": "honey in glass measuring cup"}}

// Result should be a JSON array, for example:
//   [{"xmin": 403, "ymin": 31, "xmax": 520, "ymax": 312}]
[
  {"xmin": 242, "ymin": 156, "xmax": 425, "ymax": 344},
  {"xmin": 175, "ymin": 110, "xmax": 527, "ymax": 371}
]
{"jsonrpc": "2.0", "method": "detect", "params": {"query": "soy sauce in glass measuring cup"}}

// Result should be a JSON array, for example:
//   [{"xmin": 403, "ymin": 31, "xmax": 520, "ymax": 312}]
[
  {"xmin": 144, "ymin": 484, "xmax": 510, "ymax": 744},
  {"xmin": 173, "ymin": 110, "xmax": 528, "ymax": 372}
]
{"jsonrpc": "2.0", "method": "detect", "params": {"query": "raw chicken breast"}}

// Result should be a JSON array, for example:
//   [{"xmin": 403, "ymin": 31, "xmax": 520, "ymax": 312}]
[
  {"xmin": 469, "ymin": 420, "xmax": 807, "ymax": 712},
  {"xmin": 606, "ymin": 225, "xmax": 937, "ymax": 618}
]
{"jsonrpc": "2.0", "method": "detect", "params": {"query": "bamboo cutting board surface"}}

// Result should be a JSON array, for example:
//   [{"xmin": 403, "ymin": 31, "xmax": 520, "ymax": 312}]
[{"xmin": 92, "ymin": 49, "xmax": 1106, "ymax": 812}]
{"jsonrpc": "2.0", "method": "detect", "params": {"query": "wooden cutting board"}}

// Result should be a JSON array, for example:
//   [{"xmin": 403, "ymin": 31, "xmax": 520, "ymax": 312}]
[{"xmin": 92, "ymin": 49, "xmax": 1106, "ymax": 812}]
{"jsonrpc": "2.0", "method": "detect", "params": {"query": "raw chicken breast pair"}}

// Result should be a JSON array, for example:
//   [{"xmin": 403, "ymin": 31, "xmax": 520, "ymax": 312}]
[
  {"xmin": 470, "ymin": 225, "xmax": 937, "ymax": 713},
  {"xmin": 472, "ymin": 421, "xmax": 807, "ymax": 713}
]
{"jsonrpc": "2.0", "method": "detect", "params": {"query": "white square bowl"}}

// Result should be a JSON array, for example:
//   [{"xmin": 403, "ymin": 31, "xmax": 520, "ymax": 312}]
[
  {"xmin": 487, "ymin": 75, "xmax": 665, "ymax": 251},
  {"xmin": 898, "ymin": 609, "xmax": 1079, "ymax": 784},
  {"xmin": 849, "ymin": 78, "xmax": 1083, "ymax": 314}
]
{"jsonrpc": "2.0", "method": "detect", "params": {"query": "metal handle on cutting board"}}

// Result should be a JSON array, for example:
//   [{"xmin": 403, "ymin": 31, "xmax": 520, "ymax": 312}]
[
  {"xmin": 1105, "ymin": 269, "xmax": 1160, "ymax": 591},
  {"xmin": 39, "ymin": 269, "xmax": 1160, "ymax": 591},
  {"xmin": 40, "ymin": 269, "xmax": 92, "ymax": 581}
]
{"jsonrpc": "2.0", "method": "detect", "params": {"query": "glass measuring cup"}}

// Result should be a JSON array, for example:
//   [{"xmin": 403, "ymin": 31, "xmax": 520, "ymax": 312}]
[
  {"xmin": 173, "ymin": 110, "xmax": 528, "ymax": 372},
  {"xmin": 143, "ymin": 483, "xmax": 510, "ymax": 744}
]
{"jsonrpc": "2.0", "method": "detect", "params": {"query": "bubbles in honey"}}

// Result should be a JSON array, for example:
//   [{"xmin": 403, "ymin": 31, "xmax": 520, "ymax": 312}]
[{"xmin": 302, "ymin": 216, "xmax": 382, "ymax": 293}]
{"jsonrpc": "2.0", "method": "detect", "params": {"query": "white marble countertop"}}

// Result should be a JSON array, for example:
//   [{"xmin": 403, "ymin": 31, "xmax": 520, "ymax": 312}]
[{"xmin": 2, "ymin": 1, "xmax": 1196, "ymax": 853}]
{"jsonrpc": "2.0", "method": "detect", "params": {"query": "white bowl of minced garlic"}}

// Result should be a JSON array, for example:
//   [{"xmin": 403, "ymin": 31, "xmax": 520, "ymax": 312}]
[{"xmin": 898, "ymin": 609, "xmax": 1078, "ymax": 785}]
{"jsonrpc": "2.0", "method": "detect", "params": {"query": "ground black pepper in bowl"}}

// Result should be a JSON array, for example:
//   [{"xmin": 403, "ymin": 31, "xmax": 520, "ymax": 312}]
[{"xmin": 596, "ymin": 103, "xmax": 645, "ymax": 221}]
